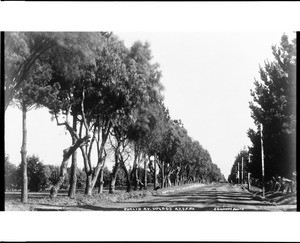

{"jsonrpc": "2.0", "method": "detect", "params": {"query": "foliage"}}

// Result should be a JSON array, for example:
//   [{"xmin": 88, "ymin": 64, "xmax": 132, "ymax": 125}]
[
  {"xmin": 248, "ymin": 34, "xmax": 296, "ymax": 180},
  {"xmin": 4, "ymin": 155, "xmax": 19, "ymax": 190},
  {"xmin": 4, "ymin": 32, "xmax": 107, "ymax": 110},
  {"xmin": 26, "ymin": 155, "xmax": 47, "ymax": 191},
  {"xmin": 5, "ymin": 154, "xmax": 71, "ymax": 192},
  {"xmin": 76, "ymin": 168, "xmax": 87, "ymax": 189},
  {"xmin": 6, "ymin": 32, "xmax": 225, "ymax": 196},
  {"xmin": 227, "ymin": 149, "xmax": 250, "ymax": 184},
  {"xmin": 94, "ymin": 166, "xmax": 111, "ymax": 188}
]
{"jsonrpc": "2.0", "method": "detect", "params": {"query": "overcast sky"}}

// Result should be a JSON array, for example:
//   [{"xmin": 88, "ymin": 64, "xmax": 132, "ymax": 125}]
[{"xmin": 5, "ymin": 31, "xmax": 294, "ymax": 178}]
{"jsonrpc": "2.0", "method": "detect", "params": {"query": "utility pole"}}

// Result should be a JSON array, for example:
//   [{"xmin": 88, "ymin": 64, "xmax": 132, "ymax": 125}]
[
  {"xmin": 248, "ymin": 154, "xmax": 251, "ymax": 190},
  {"xmin": 248, "ymin": 172, "xmax": 251, "ymax": 190},
  {"xmin": 241, "ymin": 157, "xmax": 244, "ymax": 184},
  {"xmin": 237, "ymin": 163, "xmax": 240, "ymax": 184},
  {"xmin": 259, "ymin": 123, "xmax": 265, "ymax": 198}
]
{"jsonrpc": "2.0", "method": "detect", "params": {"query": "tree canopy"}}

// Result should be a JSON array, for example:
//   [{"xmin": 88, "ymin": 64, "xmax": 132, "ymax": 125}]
[
  {"xmin": 5, "ymin": 32, "xmax": 224, "ymax": 199},
  {"xmin": 248, "ymin": 34, "xmax": 296, "ymax": 180},
  {"xmin": 228, "ymin": 34, "xmax": 296, "ymax": 185}
]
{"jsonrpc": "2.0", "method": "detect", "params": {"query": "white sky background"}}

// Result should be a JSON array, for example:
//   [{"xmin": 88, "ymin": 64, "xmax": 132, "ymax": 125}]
[{"xmin": 4, "ymin": 31, "xmax": 294, "ymax": 178}]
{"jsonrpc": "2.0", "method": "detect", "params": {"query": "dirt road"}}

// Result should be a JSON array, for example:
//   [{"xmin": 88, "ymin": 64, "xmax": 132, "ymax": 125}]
[
  {"xmin": 67, "ymin": 183, "xmax": 296, "ymax": 211},
  {"xmin": 6, "ymin": 183, "xmax": 296, "ymax": 211}
]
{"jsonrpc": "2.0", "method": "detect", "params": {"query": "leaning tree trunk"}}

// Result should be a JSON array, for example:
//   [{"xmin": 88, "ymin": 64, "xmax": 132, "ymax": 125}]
[
  {"xmin": 68, "ymin": 150, "xmax": 77, "ymax": 198},
  {"xmin": 166, "ymin": 172, "xmax": 172, "ymax": 187},
  {"xmin": 121, "ymin": 164, "xmax": 131, "ymax": 192},
  {"xmin": 98, "ymin": 156, "xmax": 107, "ymax": 194},
  {"xmin": 21, "ymin": 106, "xmax": 28, "ymax": 203},
  {"xmin": 50, "ymin": 135, "xmax": 89, "ymax": 199},
  {"xmin": 68, "ymin": 115, "xmax": 77, "ymax": 198},
  {"xmin": 109, "ymin": 165, "xmax": 119, "ymax": 194},
  {"xmin": 98, "ymin": 167, "xmax": 104, "ymax": 194},
  {"xmin": 175, "ymin": 170, "xmax": 180, "ymax": 186}
]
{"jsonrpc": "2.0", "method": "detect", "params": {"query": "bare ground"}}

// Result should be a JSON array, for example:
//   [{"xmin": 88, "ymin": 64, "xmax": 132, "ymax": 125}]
[{"xmin": 5, "ymin": 183, "xmax": 297, "ymax": 211}]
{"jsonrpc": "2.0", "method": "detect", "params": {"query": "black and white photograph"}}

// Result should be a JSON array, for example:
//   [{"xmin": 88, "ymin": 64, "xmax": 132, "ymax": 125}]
[
  {"xmin": 0, "ymin": 1, "xmax": 299, "ymax": 242},
  {"xmin": 4, "ymin": 31, "xmax": 297, "ymax": 212}
]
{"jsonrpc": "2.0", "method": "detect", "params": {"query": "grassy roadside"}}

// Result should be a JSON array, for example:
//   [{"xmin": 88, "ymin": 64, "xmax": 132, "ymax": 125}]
[
  {"xmin": 238, "ymin": 184, "xmax": 297, "ymax": 206},
  {"xmin": 5, "ymin": 183, "xmax": 206, "ymax": 211}
]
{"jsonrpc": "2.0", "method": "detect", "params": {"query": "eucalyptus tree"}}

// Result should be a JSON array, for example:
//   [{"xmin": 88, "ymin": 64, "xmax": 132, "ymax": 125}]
[
  {"xmin": 108, "ymin": 128, "xmax": 131, "ymax": 193},
  {"xmin": 127, "ymin": 105, "xmax": 159, "ymax": 190},
  {"xmin": 117, "ymin": 40, "xmax": 164, "ymax": 191},
  {"xmin": 163, "ymin": 120, "xmax": 189, "ymax": 187},
  {"xmin": 179, "ymin": 139, "xmax": 200, "ymax": 185},
  {"xmin": 5, "ymin": 32, "xmax": 100, "ymax": 110},
  {"xmin": 5, "ymin": 32, "xmax": 109, "ymax": 199},
  {"xmin": 34, "ymin": 32, "xmax": 108, "ymax": 197},
  {"xmin": 146, "ymin": 102, "xmax": 170, "ymax": 188},
  {"xmin": 81, "ymin": 35, "xmax": 138, "ymax": 195},
  {"xmin": 4, "ymin": 32, "xmax": 57, "ymax": 111},
  {"xmin": 198, "ymin": 149, "xmax": 214, "ymax": 183},
  {"xmin": 228, "ymin": 149, "xmax": 250, "ymax": 184},
  {"xmin": 5, "ymin": 32, "xmax": 55, "ymax": 202},
  {"xmin": 12, "ymin": 61, "xmax": 52, "ymax": 202}
]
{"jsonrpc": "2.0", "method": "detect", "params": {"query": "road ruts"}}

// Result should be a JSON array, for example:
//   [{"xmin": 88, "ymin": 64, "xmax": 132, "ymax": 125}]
[{"xmin": 103, "ymin": 183, "xmax": 296, "ymax": 211}]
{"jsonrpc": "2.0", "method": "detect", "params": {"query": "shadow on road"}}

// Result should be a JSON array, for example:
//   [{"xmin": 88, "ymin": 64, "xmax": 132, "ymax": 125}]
[
  {"xmin": 33, "ymin": 203, "xmax": 124, "ymax": 211},
  {"xmin": 130, "ymin": 186, "xmax": 275, "ymax": 209}
]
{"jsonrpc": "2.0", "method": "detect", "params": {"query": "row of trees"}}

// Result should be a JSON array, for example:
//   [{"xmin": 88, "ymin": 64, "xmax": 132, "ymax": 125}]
[
  {"xmin": 5, "ymin": 32, "xmax": 224, "ymax": 202},
  {"xmin": 227, "ymin": 149, "xmax": 249, "ymax": 184},
  {"xmin": 228, "ymin": 34, "xmax": 296, "ymax": 185}
]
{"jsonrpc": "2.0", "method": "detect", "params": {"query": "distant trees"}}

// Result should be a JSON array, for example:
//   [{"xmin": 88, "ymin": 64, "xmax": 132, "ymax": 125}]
[
  {"xmin": 4, "ymin": 155, "xmax": 68, "ymax": 192},
  {"xmin": 227, "ymin": 149, "xmax": 249, "ymax": 184},
  {"xmin": 5, "ymin": 155, "xmax": 19, "ymax": 190}
]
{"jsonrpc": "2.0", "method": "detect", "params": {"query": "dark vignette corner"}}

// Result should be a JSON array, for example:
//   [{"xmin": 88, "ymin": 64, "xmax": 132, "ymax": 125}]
[
  {"xmin": 1, "ymin": 31, "xmax": 5, "ymax": 211},
  {"xmin": 296, "ymin": 31, "xmax": 299, "ymax": 212}
]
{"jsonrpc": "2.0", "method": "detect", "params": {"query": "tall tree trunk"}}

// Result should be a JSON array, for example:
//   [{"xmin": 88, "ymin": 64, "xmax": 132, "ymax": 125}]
[
  {"xmin": 68, "ymin": 115, "xmax": 77, "ymax": 198},
  {"xmin": 126, "ymin": 170, "xmax": 131, "ymax": 193},
  {"xmin": 79, "ymin": 144, "xmax": 93, "ymax": 196},
  {"xmin": 109, "ymin": 164, "xmax": 119, "ymax": 194},
  {"xmin": 21, "ymin": 106, "xmax": 28, "ymax": 203},
  {"xmin": 50, "ymin": 135, "xmax": 89, "ymax": 199},
  {"xmin": 133, "ymin": 150, "xmax": 140, "ymax": 191},
  {"xmin": 98, "ymin": 156, "xmax": 107, "ymax": 194},
  {"xmin": 121, "ymin": 164, "xmax": 131, "ymax": 192},
  {"xmin": 133, "ymin": 166, "xmax": 139, "ymax": 191},
  {"xmin": 154, "ymin": 156, "xmax": 158, "ymax": 189},
  {"xmin": 175, "ymin": 170, "xmax": 180, "ymax": 186},
  {"xmin": 90, "ymin": 123, "xmax": 111, "ymax": 191},
  {"xmin": 85, "ymin": 173, "xmax": 93, "ymax": 196},
  {"xmin": 144, "ymin": 157, "xmax": 147, "ymax": 190},
  {"xmin": 167, "ymin": 172, "xmax": 172, "ymax": 187},
  {"xmin": 161, "ymin": 161, "xmax": 165, "ymax": 188},
  {"xmin": 180, "ymin": 174, "xmax": 184, "ymax": 185},
  {"xmin": 98, "ymin": 167, "xmax": 104, "ymax": 193}
]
